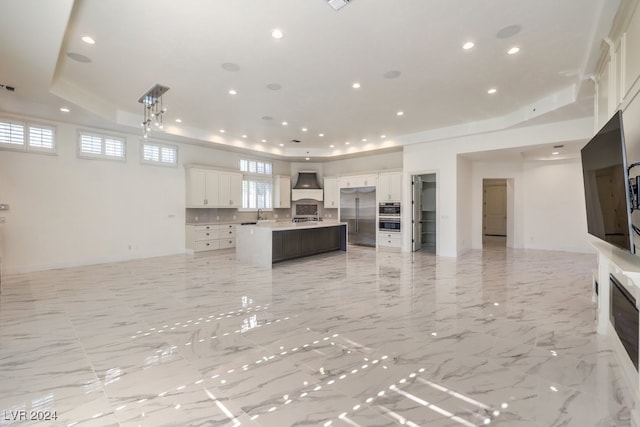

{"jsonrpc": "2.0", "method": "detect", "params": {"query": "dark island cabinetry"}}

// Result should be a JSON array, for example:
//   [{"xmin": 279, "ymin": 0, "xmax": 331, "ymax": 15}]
[{"xmin": 272, "ymin": 225, "xmax": 345, "ymax": 263}]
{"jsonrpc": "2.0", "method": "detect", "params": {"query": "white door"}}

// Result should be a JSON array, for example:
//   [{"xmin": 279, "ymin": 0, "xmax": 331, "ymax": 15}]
[
  {"xmin": 483, "ymin": 180, "xmax": 507, "ymax": 236},
  {"xmin": 412, "ymin": 176, "xmax": 422, "ymax": 252}
]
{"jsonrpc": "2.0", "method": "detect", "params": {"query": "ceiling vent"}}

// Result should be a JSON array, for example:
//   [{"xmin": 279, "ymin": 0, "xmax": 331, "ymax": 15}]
[
  {"xmin": 0, "ymin": 84, "xmax": 15, "ymax": 92},
  {"xmin": 291, "ymin": 139, "xmax": 301, "ymax": 144},
  {"xmin": 327, "ymin": 0, "xmax": 350, "ymax": 11}
]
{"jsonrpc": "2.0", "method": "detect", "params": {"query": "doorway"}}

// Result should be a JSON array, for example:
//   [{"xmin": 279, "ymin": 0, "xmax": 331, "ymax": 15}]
[
  {"xmin": 412, "ymin": 173, "xmax": 437, "ymax": 252},
  {"xmin": 483, "ymin": 178, "xmax": 507, "ymax": 247}
]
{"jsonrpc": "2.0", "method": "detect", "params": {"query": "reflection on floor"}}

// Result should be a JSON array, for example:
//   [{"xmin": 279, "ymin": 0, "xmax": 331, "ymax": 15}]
[
  {"xmin": 0, "ymin": 246, "xmax": 633, "ymax": 426},
  {"xmin": 483, "ymin": 235, "xmax": 506, "ymax": 247}
]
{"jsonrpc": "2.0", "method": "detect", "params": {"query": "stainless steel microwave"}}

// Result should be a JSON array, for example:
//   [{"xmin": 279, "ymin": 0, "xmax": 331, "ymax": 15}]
[
  {"xmin": 379, "ymin": 202, "xmax": 400, "ymax": 216},
  {"xmin": 379, "ymin": 218, "xmax": 401, "ymax": 232}
]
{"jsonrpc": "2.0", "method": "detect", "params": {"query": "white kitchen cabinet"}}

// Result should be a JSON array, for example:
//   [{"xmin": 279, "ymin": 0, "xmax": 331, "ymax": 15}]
[
  {"xmin": 274, "ymin": 175, "xmax": 291, "ymax": 208},
  {"xmin": 186, "ymin": 223, "xmax": 236, "ymax": 252},
  {"xmin": 339, "ymin": 174, "xmax": 377, "ymax": 188},
  {"xmin": 378, "ymin": 231, "xmax": 402, "ymax": 249},
  {"xmin": 219, "ymin": 171, "xmax": 243, "ymax": 208},
  {"xmin": 186, "ymin": 168, "xmax": 219, "ymax": 207},
  {"xmin": 186, "ymin": 167, "xmax": 242, "ymax": 208},
  {"xmin": 378, "ymin": 171, "xmax": 402, "ymax": 202},
  {"xmin": 323, "ymin": 177, "xmax": 339, "ymax": 208}
]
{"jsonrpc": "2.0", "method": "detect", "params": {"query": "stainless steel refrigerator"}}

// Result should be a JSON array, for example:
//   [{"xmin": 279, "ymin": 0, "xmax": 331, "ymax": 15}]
[{"xmin": 340, "ymin": 187, "xmax": 376, "ymax": 247}]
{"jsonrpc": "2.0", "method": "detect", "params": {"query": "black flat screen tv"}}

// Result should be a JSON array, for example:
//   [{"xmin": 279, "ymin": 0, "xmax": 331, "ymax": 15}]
[{"xmin": 581, "ymin": 110, "xmax": 632, "ymax": 252}]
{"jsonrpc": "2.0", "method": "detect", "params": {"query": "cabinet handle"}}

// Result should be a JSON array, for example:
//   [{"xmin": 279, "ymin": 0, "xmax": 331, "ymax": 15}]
[
  {"xmin": 206, "ymin": 243, "xmax": 210, "ymax": 246},
  {"xmin": 229, "ymin": 240, "xmax": 232, "ymax": 244},
  {"xmin": 229, "ymin": 200, "xmax": 233, "ymax": 205},
  {"xmin": 206, "ymin": 226, "xmax": 210, "ymax": 230},
  {"xmin": 206, "ymin": 233, "xmax": 210, "ymax": 236},
  {"xmin": 229, "ymin": 231, "xmax": 232, "ymax": 234}
]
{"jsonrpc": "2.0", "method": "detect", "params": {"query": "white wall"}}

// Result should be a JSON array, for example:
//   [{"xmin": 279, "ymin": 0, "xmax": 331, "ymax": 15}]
[
  {"xmin": 0, "ymin": 117, "xmax": 288, "ymax": 273},
  {"xmin": 403, "ymin": 117, "xmax": 594, "ymax": 256},
  {"xmin": 522, "ymin": 158, "xmax": 590, "ymax": 252},
  {"xmin": 323, "ymin": 151, "xmax": 402, "ymax": 177},
  {"xmin": 456, "ymin": 156, "xmax": 472, "ymax": 254}
]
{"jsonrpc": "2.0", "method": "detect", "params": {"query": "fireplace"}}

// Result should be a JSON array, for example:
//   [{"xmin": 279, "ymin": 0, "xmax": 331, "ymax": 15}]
[{"xmin": 610, "ymin": 274, "xmax": 639, "ymax": 370}]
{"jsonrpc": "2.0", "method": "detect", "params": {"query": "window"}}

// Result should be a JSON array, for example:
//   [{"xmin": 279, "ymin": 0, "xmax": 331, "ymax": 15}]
[
  {"xmin": 0, "ymin": 118, "xmax": 56, "ymax": 153},
  {"xmin": 141, "ymin": 141, "xmax": 178, "ymax": 166},
  {"xmin": 240, "ymin": 158, "xmax": 273, "ymax": 209},
  {"xmin": 77, "ymin": 130, "xmax": 126, "ymax": 160},
  {"xmin": 240, "ymin": 159, "xmax": 272, "ymax": 175},
  {"xmin": 242, "ymin": 179, "xmax": 273, "ymax": 209}
]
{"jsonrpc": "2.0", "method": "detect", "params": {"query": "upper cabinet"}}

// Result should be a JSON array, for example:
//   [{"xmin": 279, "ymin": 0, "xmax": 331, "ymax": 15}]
[
  {"xmin": 186, "ymin": 167, "xmax": 242, "ymax": 208},
  {"xmin": 218, "ymin": 171, "xmax": 243, "ymax": 208},
  {"xmin": 377, "ymin": 171, "xmax": 402, "ymax": 201},
  {"xmin": 274, "ymin": 175, "xmax": 291, "ymax": 208},
  {"xmin": 323, "ymin": 177, "xmax": 339, "ymax": 208},
  {"xmin": 339, "ymin": 174, "xmax": 377, "ymax": 188}
]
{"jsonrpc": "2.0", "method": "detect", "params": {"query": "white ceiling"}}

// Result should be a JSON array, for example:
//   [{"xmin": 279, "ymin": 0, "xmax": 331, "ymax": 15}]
[{"xmin": 0, "ymin": 0, "xmax": 620, "ymax": 160}]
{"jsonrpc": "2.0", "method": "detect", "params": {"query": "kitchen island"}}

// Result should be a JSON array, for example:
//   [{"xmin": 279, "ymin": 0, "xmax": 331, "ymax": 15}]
[{"xmin": 236, "ymin": 221, "xmax": 347, "ymax": 268}]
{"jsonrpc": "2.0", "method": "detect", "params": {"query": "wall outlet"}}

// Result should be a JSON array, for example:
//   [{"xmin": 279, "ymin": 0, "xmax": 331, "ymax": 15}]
[
  {"xmin": 233, "ymin": 215, "xmax": 236, "ymax": 219},
  {"xmin": 195, "ymin": 216, "xmax": 198, "ymax": 222},
  {"xmin": 274, "ymin": 214, "xmax": 278, "ymax": 218},
  {"xmin": 216, "ymin": 216, "xmax": 220, "ymax": 221}
]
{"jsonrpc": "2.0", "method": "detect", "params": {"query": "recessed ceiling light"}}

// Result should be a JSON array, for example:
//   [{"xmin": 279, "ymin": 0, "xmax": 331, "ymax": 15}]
[
  {"xmin": 305, "ymin": 157, "xmax": 310, "ymax": 161},
  {"xmin": 261, "ymin": 139, "xmax": 267, "ymax": 143},
  {"xmin": 281, "ymin": 121, "xmax": 288, "ymax": 126},
  {"xmin": 220, "ymin": 129, "xmax": 225, "ymax": 133},
  {"xmin": 352, "ymin": 82, "xmax": 361, "ymax": 89},
  {"xmin": 271, "ymin": 29, "xmax": 284, "ymax": 39},
  {"xmin": 242, "ymin": 134, "xmax": 248, "ymax": 138},
  {"xmin": 380, "ymin": 134, "xmax": 386, "ymax": 138},
  {"xmin": 175, "ymin": 118, "xmax": 182, "ymax": 123},
  {"xmin": 318, "ymin": 133, "xmax": 324, "ymax": 137},
  {"xmin": 397, "ymin": 111, "xmax": 404, "ymax": 116},
  {"xmin": 487, "ymin": 88, "xmax": 497, "ymax": 94},
  {"xmin": 279, "ymin": 143, "xmax": 284, "ymax": 147},
  {"xmin": 345, "ymin": 141, "xmax": 350, "ymax": 145},
  {"xmin": 81, "ymin": 36, "xmax": 95, "ymax": 45},
  {"xmin": 329, "ymin": 144, "xmax": 335, "ymax": 148},
  {"xmin": 507, "ymin": 47, "xmax": 520, "ymax": 55},
  {"xmin": 302, "ymin": 127, "xmax": 308, "ymax": 132},
  {"xmin": 362, "ymin": 138, "xmax": 367, "ymax": 142},
  {"xmin": 552, "ymin": 151, "xmax": 559, "ymax": 155},
  {"xmin": 59, "ymin": 107, "xmax": 70, "ymax": 113},
  {"xmin": 463, "ymin": 41, "xmax": 475, "ymax": 50},
  {"xmin": 228, "ymin": 89, "xmax": 237, "ymax": 95},
  {"xmin": 266, "ymin": 83, "xmax": 282, "ymax": 91}
]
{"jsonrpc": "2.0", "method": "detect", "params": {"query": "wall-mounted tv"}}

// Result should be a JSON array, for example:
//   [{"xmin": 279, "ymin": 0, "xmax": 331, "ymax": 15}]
[{"xmin": 581, "ymin": 110, "xmax": 633, "ymax": 252}]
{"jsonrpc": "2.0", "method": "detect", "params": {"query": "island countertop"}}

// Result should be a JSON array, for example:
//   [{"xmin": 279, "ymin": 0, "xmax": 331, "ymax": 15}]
[{"xmin": 236, "ymin": 221, "xmax": 347, "ymax": 268}]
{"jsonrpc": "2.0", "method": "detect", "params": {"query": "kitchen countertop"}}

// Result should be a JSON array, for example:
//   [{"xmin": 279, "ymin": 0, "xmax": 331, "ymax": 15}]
[{"xmin": 241, "ymin": 221, "xmax": 345, "ymax": 231}]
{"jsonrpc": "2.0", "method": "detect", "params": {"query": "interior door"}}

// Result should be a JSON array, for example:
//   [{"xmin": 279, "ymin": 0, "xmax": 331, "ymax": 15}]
[
  {"xmin": 412, "ymin": 176, "xmax": 422, "ymax": 251},
  {"xmin": 483, "ymin": 181, "xmax": 507, "ymax": 236}
]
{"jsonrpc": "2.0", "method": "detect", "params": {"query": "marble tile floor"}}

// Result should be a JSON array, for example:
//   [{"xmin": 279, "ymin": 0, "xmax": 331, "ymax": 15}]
[{"xmin": 0, "ymin": 246, "xmax": 634, "ymax": 426}]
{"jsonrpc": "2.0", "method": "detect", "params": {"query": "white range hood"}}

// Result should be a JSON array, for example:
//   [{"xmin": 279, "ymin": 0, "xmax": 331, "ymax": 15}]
[{"xmin": 291, "ymin": 172, "xmax": 323, "ymax": 201}]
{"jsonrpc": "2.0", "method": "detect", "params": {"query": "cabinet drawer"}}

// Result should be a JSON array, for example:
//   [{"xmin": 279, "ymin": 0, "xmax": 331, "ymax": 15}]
[
  {"xmin": 219, "ymin": 228, "xmax": 235, "ymax": 238},
  {"xmin": 195, "ymin": 240, "xmax": 220, "ymax": 251},
  {"xmin": 194, "ymin": 224, "xmax": 216, "ymax": 232},
  {"xmin": 195, "ymin": 230, "xmax": 218, "ymax": 241},
  {"xmin": 219, "ymin": 238, "xmax": 235, "ymax": 249},
  {"xmin": 220, "ymin": 223, "xmax": 235, "ymax": 230},
  {"xmin": 378, "ymin": 232, "xmax": 401, "ymax": 248}
]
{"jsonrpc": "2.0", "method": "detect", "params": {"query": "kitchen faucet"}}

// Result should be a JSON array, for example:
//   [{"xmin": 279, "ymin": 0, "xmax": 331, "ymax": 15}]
[{"xmin": 257, "ymin": 209, "xmax": 264, "ymax": 221}]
